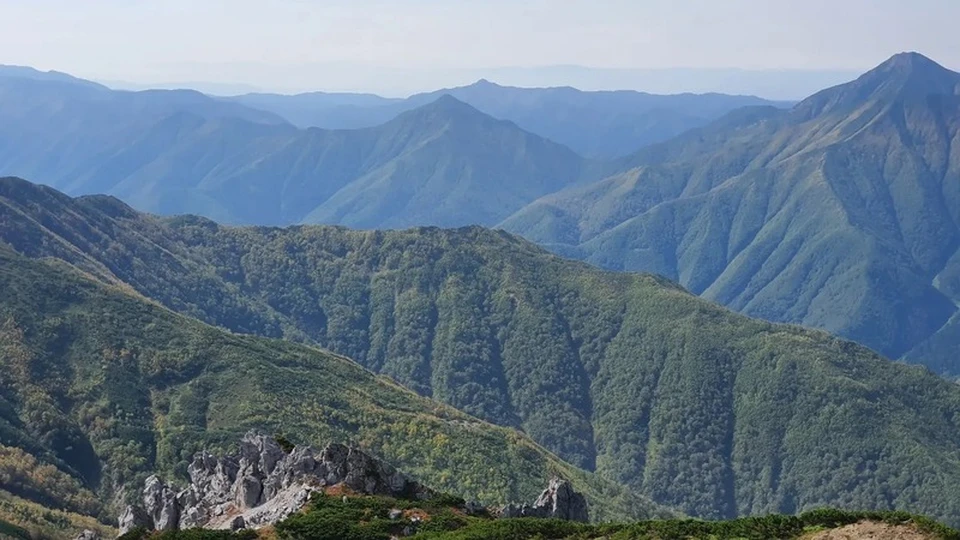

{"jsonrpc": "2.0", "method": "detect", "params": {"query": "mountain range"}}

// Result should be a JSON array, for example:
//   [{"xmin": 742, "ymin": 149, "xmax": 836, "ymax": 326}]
[
  {"xmin": 0, "ymin": 54, "xmax": 959, "ymax": 372},
  {"xmin": 3, "ymin": 177, "xmax": 960, "ymax": 528},
  {"xmin": 502, "ymin": 52, "xmax": 960, "ymax": 377},
  {"xmin": 227, "ymin": 80, "xmax": 788, "ymax": 158},
  {"xmin": 5, "ymin": 52, "xmax": 960, "ymax": 535},
  {"xmin": 0, "ymin": 65, "xmax": 787, "ymax": 232},
  {"xmin": 0, "ymin": 75, "xmax": 587, "ymax": 228}
]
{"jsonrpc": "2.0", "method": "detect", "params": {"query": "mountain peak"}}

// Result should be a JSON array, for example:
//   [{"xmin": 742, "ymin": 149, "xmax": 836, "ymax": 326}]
[
  {"xmin": 470, "ymin": 78, "xmax": 502, "ymax": 88},
  {"xmin": 876, "ymin": 51, "xmax": 945, "ymax": 74},
  {"xmin": 793, "ymin": 52, "xmax": 960, "ymax": 119},
  {"xmin": 432, "ymin": 93, "xmax": 470, "ymax": 106},
  {"xmin": 861, "ymin": 52, "xmax": 959, "ymax": 88},
  {"xmin": 383, "ymin": 93, "xmax": 508, "ymax": 138},
  {"xmin": 401, "ymin": 93, "xmax": 488, "ymax": 121},
  {"xmin": 857, "ymin": 51, "xmax": 960, "ymax": 96}
]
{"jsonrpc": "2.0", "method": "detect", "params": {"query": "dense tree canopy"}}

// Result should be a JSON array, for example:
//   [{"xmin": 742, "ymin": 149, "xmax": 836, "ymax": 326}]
[
  {"xmin": 0, "ymin": 244, "xmax": 666, "ymax": 535},
  {"xmin": 3, "ymin": 177, "xmax": 960, "ymax": 525}
]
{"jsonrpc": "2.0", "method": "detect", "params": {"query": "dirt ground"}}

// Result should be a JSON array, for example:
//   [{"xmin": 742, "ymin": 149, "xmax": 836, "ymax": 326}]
[{"xmin": 804, "ymin": 521, "xmax": 931, "ymax": 540}]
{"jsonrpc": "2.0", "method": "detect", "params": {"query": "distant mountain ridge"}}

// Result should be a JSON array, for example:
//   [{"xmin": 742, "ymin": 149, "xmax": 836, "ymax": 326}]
[
  {"xmin": 0, "ymin": 64, "xmax": 107, "ymax": 89},
  {"xmin": 0, "ymin": 67, "xmax": 598, "ymax": 228},
  {"xmin": 0, "ymin": 66, "xmax": 290, "ymax": 202},
  {"xmin": 6, "ymin": 55, "xmax": 960, "ymax": 378},
  {"xmin": 0, "ymin": 63, "xmax": 787, "ymax": 232},
  {"xmin": 107, "ymin": 65, "xmax": 864, "ymax": 100},
  {"xmin": 227, "ymin": 79, "xmax": 790, "ymax": 158},
  {"xmin": 502, "ymin": 52, "xmax": 960, "ymax": 376}
]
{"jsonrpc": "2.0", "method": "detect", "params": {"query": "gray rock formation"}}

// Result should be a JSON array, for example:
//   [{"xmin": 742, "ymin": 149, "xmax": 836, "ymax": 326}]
[
  {"xmin": 73, "ymin": 531, "xmax": 102, "ymax": 540},
  {"xmin": 143, "ymin": 475, "xmax": 180, "ymax": 531},
  {"xmin": 117, "ymin": 431, "xmax": 432, "ymax": 535},
  {"xmin": 117, "ymin": 504, "xmax": 151, "ymax": 534},
  {"xmin": 500, "ymin": 477, "xmax": 589, "ymax": 522}
]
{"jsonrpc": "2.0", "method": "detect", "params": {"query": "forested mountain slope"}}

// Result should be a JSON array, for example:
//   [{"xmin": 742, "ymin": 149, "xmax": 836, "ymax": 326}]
[
  {"xmin": 502, "ymin": 52, "xmax": 960, "ymax": 375},
  {"xmin": 3, "ymin": 177, "xmax": 960, "ymax": 525},
  {"xmin": 0, "ymin": 244, "xmax": 666, "ymax": 535}
]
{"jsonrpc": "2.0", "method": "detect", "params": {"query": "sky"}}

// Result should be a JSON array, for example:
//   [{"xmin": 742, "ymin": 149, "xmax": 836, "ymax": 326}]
[{"xmin": 0, "ymin": 0, "xmax": 958, "ymax": 97}]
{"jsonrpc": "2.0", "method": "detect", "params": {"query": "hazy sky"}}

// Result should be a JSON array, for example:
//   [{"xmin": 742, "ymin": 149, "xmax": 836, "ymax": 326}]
[{"xmin": 1, "ymin": 0, "xmax": 957, "ymax": 96}]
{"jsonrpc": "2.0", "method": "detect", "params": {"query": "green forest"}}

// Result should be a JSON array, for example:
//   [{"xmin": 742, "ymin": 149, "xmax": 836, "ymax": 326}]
[
  {"xmin": 3, "ymin": 177, "xmax": 960, "ymax": 526},
  {"xmin": 0, "ymin": 244, "xmax": 669, "ymax": 538}
]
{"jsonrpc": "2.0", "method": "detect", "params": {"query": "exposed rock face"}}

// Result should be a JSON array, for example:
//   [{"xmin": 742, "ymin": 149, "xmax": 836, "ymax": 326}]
[
  {"xmin": 117, "ymin": 504, "xmax": 151, "ymax": 534},
  {"xmin": 143, "ymin": 475, "xmax": 180, "ymax": 531},
  {"xmin": 73, "ymin": 531, "xmax": 102, "ymax": 540},
  {"xmin": 118, "ymin": 431, "xmax": 432, "ymax": 535},
  {"xmin": 501, "ymin": 477, "xmax": 589, "ymax": 522},
  {"xmin": 116, "ymin": 433, "xmax": 591, "ymax": 536}
]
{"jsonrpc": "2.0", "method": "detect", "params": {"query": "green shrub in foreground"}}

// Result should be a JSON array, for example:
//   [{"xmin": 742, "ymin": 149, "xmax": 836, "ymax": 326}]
[
  {"xmin": 590, "ymin": 509, "xmax": 960, "ymax": 540},
  {"xmin": 413, "ymin": 508, "xmax": 960, "ymax": 540},
  {"xmin": 94, "ymin": 504, "xmax": 960, "ymax": 540}
]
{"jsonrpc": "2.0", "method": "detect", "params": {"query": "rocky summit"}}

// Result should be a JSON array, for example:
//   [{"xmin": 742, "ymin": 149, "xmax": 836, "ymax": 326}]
[{"xmin": 117, "ymin": 431, "xmax": 432, "ymax": 534}]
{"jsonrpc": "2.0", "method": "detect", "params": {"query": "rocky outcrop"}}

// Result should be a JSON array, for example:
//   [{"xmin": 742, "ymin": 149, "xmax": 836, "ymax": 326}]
[
  {"xmin": 143, "ymin": 475, "xmax": 180, "ymax": 530},
  {"xmin": 500, "ymin": 477, "xmax": 589, "ymax": 522},
  {"xmin": 118, "ymin": 431, "xmax": 432, "ymax": 535},
  {"xmin": 116, "ymin": 432, "xmax": 591, "ymax": 536},
  {"xmin": 73, "ymin": 531, "xmax": 102, "ymax": 540},
  {"xmin": 117, "ymin": 504, "xmax": 150, "ymax": 534}
]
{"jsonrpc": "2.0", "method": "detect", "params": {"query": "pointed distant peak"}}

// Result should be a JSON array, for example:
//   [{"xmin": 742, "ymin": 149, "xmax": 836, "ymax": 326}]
[
  {"xmin": 856, "ymin": 51, "xmax": 960, "ymax": 95},
  {"xmin": 862, "ymin": 52, "xmax": 958, "ymax": 84},
  {"xmin": 875, "ymin": 51, "xmax": 945, "ymax": 73},
  {"xmin": 792, "ymin": 52, "xmax": 960, "ymax": 120},
  {"xmin": 434, "ymin": 93, "xmax": 466, "ymax": 104},
  {"xmin": 396, "ymin": 93, "xmax": 485, "ymax": 122},
  {"xmin": 448, "ymin": 79, "xmax": 510, "ymax": 94},
  {"xmin": 470, "ymin": 78, "xmax": 502, "ymax": 88},
  {"xmin": 426, "ymin": 93, "xmax": 478, "ymax": 111},
  {"xmin": 392, "ymin": 92, "xmax": 517, "ymax": 133}
]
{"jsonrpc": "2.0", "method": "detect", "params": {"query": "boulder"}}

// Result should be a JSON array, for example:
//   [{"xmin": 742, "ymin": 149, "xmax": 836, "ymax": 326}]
[
  {"xmin": 142, "ymin": 475, "xmax": 179, "ymax": 531},
  {"xmin": 533, "ymin": 477, "xmax": 589, "ymax": 522},
  {"xmin": 73, "ymin": 530, "xmax": 102, "ymax": 540},
  {"xmin": 237, "ymin": 475, "xmax": 263, "ymax": 508},
  {"xmin": 117, "ymin": 504, "xmax": 151, "ymax": 535},
  {"xmin": 500, "ymin": 477, "xmax": 588, "ymax": 522}
]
